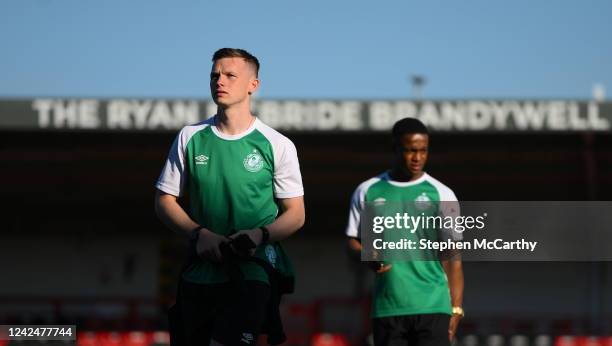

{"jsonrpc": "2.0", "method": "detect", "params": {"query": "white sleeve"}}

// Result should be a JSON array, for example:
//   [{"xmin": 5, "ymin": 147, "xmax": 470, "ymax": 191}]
[
  {"xmin": 437, "ymin": 188, "xmax": 462, "ymax": 241},
  {"xmin": 345, "ymin": 186, "xmax": 365, "ymax": 238},
  {"xmin": 273, "ymin": 138, "xmax": 304, "ymax": 199},
  {"xmin": 346, "ymin": 177, "xmax": 380, "ymax": 238},
  {"xmin": 155, "ymin": 130, "xmax": 187, "ymax": 197}
]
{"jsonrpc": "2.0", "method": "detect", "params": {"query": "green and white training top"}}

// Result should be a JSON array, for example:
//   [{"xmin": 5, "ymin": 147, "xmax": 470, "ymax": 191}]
[
  {"xmin": 346, "ymin": 172, "xmax": 460, "ymax": 318},
  {"xmin": 156, "ymin": 116, "xmax": 304, "ymax": 285}
]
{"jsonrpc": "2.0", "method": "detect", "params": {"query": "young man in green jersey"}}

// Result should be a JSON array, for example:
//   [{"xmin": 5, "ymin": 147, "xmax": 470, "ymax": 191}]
[
  {"xmin": 155, "ymin": 48, "xmax": 305, "ymax": 346},
  {"xmin": 345, "ymin": 118, "xmax": 464, "ymax": 346}
]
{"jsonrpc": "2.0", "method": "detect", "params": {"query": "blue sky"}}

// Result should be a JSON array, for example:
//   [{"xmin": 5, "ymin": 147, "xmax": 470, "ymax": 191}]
[{"xmin": 1, "ymin": 0, "xmax": 611, "ymax": 100}]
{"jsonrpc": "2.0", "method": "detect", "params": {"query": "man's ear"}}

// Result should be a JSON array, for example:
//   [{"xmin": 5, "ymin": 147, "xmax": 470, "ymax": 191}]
[{"xmin": 248, "ymin": 78, "xmax": 260, "ymax": 95}]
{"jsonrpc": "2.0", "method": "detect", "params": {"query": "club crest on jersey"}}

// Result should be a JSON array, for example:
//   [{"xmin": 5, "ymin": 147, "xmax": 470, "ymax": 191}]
[
  {"xmin": 243, "ymin": 149, "xmax": 264, "ymax": 172},
  {"xmin": 373, "ymin": 197, "xmax": 386, "ymax": 206},
  {"xmin": 415, "ymin": 192, "xmax": 432, "ymax": 211},
  {"xmin": 195, "ymin": 154, "xmax": 209, "ymax": 165}
]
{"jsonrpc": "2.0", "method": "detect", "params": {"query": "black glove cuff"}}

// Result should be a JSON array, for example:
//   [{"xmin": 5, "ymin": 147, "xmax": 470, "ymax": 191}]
[
  {"xmin": 260, "ymin": 226, "xmax": 270, "ymax": 244},
  {"xmin": 190, "ymin": 226, "xmax": 203, "ymax": 242}
]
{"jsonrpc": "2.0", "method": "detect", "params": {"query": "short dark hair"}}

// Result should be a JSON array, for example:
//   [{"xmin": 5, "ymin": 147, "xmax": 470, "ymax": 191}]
[
  {"xmin": 212, "ymin": 48, "xmax": 260, "ymax": 77},
  {"xmin": 392, "ymin": 117, "xmax": 429, "ymax": 142}
]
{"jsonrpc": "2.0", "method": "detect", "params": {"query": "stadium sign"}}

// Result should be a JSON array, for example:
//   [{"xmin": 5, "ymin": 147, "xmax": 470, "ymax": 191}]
[{"xmin": 0, "ymin": 98, "xmax": 610, "ymax": 132}]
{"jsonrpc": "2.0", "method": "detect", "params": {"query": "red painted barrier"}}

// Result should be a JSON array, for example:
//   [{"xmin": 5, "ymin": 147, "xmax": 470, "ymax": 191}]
[{"xmin": 311, "ymin": 332, "xmax": 350, "ymax": 346}]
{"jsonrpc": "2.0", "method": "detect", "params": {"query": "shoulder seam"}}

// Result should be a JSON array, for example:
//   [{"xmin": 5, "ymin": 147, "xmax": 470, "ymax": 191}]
[{"xmin": 424, "ymin": 174, "xmax": 457, "ymax": 201}]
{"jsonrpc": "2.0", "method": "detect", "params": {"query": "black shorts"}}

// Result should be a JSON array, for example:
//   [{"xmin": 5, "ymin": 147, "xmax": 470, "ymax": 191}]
[
  {"xmin": 373, "ymin": 313, "xmax": 450, "ymax": 346},
  {"xmin": 178, "ymin": 279, "xmax": 270, "ymax": 346}
]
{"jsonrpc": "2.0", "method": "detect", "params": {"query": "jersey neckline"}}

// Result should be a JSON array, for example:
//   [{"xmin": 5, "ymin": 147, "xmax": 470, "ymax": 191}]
[
  {"xmin": 383, "ymin": 171, "xmax": 429, "ymax": 187},
  {"xmin": 209, "ymin": 115, "xmax": 259, "ymax": 141}
]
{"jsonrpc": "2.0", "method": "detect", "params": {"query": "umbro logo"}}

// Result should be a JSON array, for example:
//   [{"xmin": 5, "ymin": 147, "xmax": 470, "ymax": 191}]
[
  {"xmin": 195, "ymin": 155, "xmax": 209, "ymax": 165},
  {"xmin": 241, "ymin": 333, "xmax": 254, "ymax": 344}
]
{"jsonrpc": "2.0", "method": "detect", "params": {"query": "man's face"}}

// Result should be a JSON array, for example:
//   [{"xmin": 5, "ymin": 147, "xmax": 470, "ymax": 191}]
[
  {"xmin": 395, "ymin": 133, "xmax": 429, "ymax": 177},
  {"xmin": 210, "ymin": 57, "xmax": 259, "ymax": 108}
]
